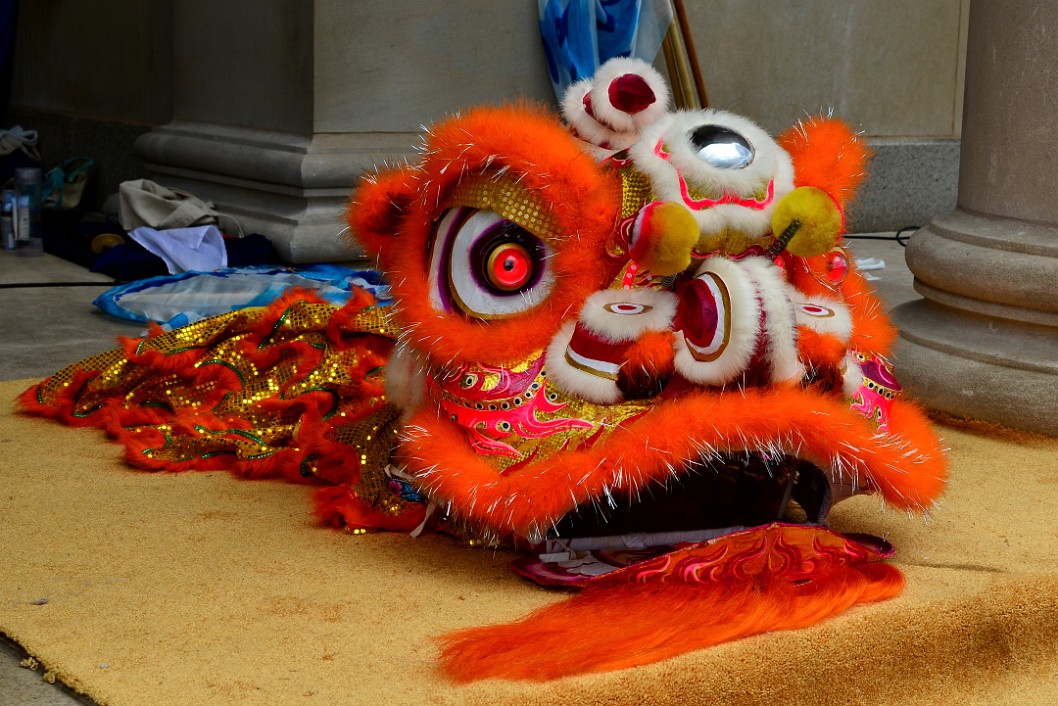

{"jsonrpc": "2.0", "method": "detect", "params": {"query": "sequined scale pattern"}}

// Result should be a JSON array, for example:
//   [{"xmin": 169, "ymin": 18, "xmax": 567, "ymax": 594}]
[
  {"xmin": 619, "ymin": 167, "xmax": 652, "ymax": 218},
  {"xmin": 446, "ymin": 172, "xmax": 562, "ymax": 240},
  {"xmin": 21, "ymin": 291, "xmax": 413, "ymax": 520}
]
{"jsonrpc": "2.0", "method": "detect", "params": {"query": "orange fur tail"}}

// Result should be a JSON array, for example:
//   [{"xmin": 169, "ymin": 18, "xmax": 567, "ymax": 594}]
[{"xmin": 438, "ymin": 562, "xmax": 903, "ymax": 682}]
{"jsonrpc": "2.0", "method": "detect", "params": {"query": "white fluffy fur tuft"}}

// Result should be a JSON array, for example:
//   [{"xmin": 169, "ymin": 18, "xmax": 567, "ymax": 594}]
[
  {"xmin": 589, "ymin": 57, "xmax": 670, "ymax": 133},
  {"xmin": 739, "ymin": 257, "xmax": 803, "ymax": 385},
  {"xmin": 561, "ymin": 58, "xmax": 670, "ymax": 153},
  {"xmin": 841, "ymin": 352, "xmax": 865, "ymax": 397},
  {"xmin": 629, "ymin": 110, "xmax": 796, "ymax": 240},
  {"xmin": 561, "ymin": 79, "xmax": 626, "ymax": 149},
  {"xmin": 793, "ymin": 293, "xmax": 854, "ymax": 343},
  {"xmin": 672, "ymin": 256, "xmax": 761, "ymax": 386},
  {"xmin": 384, "ymin": 345, "xmax": 429, "ymax": 419},
  {"xmin": 544, "ymin": 321, "xmax": 623, "ymax": 404},
  {"xmin": 576, "ymin": 288, "xmax": 677, "ymax": 343}
]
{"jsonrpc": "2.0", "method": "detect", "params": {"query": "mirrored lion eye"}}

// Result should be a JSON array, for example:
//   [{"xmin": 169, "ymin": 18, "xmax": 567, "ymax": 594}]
[{"xmin": 689, "ymin": 124, "xmax": 754, "ymax": 169}]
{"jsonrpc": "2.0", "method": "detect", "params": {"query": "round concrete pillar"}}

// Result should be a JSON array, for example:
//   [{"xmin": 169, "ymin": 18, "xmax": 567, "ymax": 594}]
[{"xmin": 891, "ymin": 0, "xmax": 1058, "ymax": 435}]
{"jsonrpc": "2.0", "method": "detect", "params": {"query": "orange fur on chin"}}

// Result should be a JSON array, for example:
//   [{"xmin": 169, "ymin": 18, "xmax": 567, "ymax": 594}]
[
  {"xmin": 797, "ymin": 326, "xmax": 848, "ymax": 368},
  {"xmin": 403, "ymin": 386, "xmax": 947, "ymax": 542},
  {"xmin": 617, "ymin": 330, "xmax": 676, "ymax": 398}
]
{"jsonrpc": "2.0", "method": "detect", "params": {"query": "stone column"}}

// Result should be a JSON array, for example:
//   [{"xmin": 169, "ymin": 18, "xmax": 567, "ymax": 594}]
[
  {"xmin": 891, "ymin": 0, "xmax": 1058, "ymax": 435},
  {"xmin": 134, "ymin": 0, "xmax": 553, "ymax": 263}
]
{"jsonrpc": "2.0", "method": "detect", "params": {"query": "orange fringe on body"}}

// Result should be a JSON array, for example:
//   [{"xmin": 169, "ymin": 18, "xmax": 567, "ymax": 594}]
[
  {"xmin": 777, "ymin": 118, "xmax": 893, "ymax": 351},
  {"xmin": 315, "ymin": 485, "xmax": 427, "ymax": 532},
  {"xmin": 345, "ymin": 167, "xmax": 420, "ymax": 262},
  {"xmin": 796, "ymin": 326, "xmax": 848, "ymax": 368},
  {"xmin": 439, "ymin": 560, "xmax": 904, "ymax": 682},
  {"xmin": 782, "ymin": 256, "xmax": 898, "ymax": 355}
]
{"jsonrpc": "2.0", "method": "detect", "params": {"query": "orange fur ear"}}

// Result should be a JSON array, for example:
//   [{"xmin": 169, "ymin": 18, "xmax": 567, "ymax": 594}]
[
  {"xmin": 778, "ymin": 116, "xmax": 872, "ymax": 209},
  {"xmin": 346, "ymin": 166, "xmax": 419, "ymax": 263}
]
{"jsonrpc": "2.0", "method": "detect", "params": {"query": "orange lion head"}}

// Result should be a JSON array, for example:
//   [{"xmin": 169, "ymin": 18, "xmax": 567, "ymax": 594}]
[
  {"xmin": 335, "ymin": 59, "xmax": 949, "ymax": 682},
  {"xmin": 344, "ymin": 63, "xmax": 945, "ymax": 565}
]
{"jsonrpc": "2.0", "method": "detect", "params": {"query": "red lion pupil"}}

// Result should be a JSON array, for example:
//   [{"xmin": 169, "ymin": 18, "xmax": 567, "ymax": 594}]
[{"xmin": 487, "ymin": 243, "xmax": 532, "ymax": 290}]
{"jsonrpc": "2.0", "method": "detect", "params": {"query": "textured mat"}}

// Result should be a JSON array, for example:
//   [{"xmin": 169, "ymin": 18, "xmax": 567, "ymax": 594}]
[{"xmin": 2, "ymin": 378, "xmax": 1058, "ymax": 705}]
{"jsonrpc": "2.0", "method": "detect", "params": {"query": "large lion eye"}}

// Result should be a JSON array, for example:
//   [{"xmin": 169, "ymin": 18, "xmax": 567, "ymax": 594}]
[
  {"xmin": 689, "ymin": 124, "xmax": 754, "ymax": 169},
  {"xmin": 428, "ymin": 207, "xmax": 553, "ymax": 319}
]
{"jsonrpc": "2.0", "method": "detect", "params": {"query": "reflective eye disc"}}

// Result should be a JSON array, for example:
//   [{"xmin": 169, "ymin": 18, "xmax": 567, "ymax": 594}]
[{"xmin": 689, "ymin": 124, "xmax": 754, "ymax": 169}]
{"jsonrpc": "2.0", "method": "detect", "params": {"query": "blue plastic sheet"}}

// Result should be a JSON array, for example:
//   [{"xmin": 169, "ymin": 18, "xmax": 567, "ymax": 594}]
[{"xmin": 94, "ymin": 264, "xmax": 390, "ymax": 330}]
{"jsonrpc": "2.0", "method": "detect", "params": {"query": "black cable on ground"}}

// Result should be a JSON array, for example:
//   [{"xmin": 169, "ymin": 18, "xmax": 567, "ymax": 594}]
[{"xmin": 845, "ymin": 226, "xmax": 920, "ymax": 247}]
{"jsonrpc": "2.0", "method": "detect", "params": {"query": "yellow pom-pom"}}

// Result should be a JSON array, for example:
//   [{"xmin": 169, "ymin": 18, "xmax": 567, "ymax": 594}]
[
  {"xmin": 771, "ymin": 186, "xmax": 843, "ymax": 258},
  {"xmin": 631, "ymin": 201, "xmax": 698, "ymax": 275}
]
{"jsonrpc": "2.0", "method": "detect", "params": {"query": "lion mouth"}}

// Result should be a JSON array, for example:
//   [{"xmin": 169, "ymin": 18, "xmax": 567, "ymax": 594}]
[{"xmin": 515, "ymin": 453, "xmax": 838, "ymax": 586}]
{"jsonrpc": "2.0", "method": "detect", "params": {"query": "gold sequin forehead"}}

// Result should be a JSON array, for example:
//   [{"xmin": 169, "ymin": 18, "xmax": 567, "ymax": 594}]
[
  {"xmin": 620, "ymin": 167, "xmax": 652, "ymax": 219},
  {"xmin": 445, "ymin": 172, "xmax": 562, "ymax": 240}
]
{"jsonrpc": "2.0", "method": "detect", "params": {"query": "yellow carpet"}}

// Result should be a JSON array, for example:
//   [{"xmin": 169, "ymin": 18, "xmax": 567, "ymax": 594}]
[{"xmin": 2, "ymin": 378, "xmax": 1058, "ymax": 705}]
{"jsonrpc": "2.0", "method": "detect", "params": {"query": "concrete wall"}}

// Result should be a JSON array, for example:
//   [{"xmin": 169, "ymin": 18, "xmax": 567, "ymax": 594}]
[
  {"xmin": 172, "ymin": 0, "xmax": 313, "ymax": 133},
  {"xmin": 690, "ymin": 0, "xmax": 967, "ymax": 138},
  {"xmin": 2, "ymin": 0, "xmax": 968, "ymax": 232},
  {"xmin": 3, "ymin": 0, "xmax": 172, "ymax": 205},
  {"xmin": 156, "ymin": 0, "xmax": 556, "ymax": 134},
  {"xmin": 313, "ymin": 0, "xmax": 554, "ymax": 132},
  {"xmin": 8, "ymin": 0, "xmax": 172, "ymax": 124},
  {"xmin": 685, "ymin": 0, "xmax": 970, "ymax": 231}
]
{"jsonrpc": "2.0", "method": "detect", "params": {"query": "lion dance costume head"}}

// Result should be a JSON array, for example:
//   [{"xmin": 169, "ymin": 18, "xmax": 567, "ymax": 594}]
[{"xmin": 338, "ymin": 58, "xmax": 946, "ymax": 680}]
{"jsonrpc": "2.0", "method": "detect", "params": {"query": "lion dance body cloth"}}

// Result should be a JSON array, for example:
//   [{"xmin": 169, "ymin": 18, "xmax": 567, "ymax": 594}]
[{"xmin": 20, "ymin": 59, "xmax": 946, "ymax": 681}]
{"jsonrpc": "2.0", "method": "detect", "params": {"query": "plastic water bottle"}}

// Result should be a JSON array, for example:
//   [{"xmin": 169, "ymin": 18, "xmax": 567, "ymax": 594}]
[
  {"xmin": 14, "ymin": 167, "xmax": 43, "ymax": 257},
  {"xmin": 0, "ymin": 189, "xmax": 15, "ymax": 250}
]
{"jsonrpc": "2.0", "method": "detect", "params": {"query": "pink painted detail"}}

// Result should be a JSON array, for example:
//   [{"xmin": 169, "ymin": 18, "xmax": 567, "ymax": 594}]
[
  {"xmin": 653, "ymin": 139, "xmax": 775, "ymax": 212},
  {"xmin": 594, "ymin": 524, "xmax": 892, "ymax": 588},
  {"xmin": 849, "ymin": 350, "xmax": 902, "ymax": 432},
  {"xmin": 432, "ymin": 359, "xmax": 594, "ymax": 458},
  {"xmin": 622, "ymin": 261, "xmax": 639, "ymax": 289},
  {"xmin": 440, "ymin": 356, "xmax": 545, "ymax": 398},
  {"xmin": 512, "ymin": 524, "xmax": 894, "ymax": 589}
]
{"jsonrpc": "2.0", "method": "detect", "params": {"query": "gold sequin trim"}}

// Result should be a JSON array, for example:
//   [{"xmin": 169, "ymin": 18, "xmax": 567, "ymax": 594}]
[
  {"xmin": 445, "ymin": 172, "xmax": 561, "ymax": 240},
  {"xmin": 620, "ymin": 167, "xmax": 652, "ymax": 218}
]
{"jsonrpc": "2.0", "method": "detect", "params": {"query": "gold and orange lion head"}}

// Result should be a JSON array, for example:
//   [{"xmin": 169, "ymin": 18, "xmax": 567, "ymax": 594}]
[
  {"xmin": 342, "ymin": 77, "xmax": 944, "ymax": 553},
  {"xmin": 334, "ymin": 64, "xmax": 949, "ymax": 675}
]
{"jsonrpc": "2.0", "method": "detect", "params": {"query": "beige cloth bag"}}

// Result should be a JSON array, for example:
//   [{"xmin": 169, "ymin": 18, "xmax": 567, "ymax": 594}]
[{"xmin": 118, "ymin": 179, "xmax": 221, "ymax": 231}]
